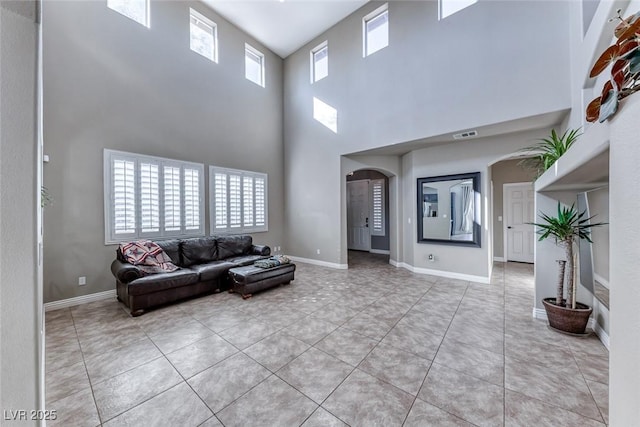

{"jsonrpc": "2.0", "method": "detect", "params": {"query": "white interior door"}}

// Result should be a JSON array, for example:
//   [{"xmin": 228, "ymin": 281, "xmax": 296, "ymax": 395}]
[
  {"xmin": 347, "ymin": 180, "xmax": 371, "ymax": 251},
  {"xmin": 505, "ymin": 183, "xmax": 535, "ymax": 263}
]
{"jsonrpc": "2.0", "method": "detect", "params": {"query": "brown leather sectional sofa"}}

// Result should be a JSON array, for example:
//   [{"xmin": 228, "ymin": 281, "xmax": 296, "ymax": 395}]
[{"xmin": 111, "ymin": 235, "xmax": 270, "ymax": 316}]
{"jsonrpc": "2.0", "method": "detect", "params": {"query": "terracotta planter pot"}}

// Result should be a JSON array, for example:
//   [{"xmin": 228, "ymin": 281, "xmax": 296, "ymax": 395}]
[{"xmin": 542, "ymin": 298, "xmax": 592, "ymax": 335}]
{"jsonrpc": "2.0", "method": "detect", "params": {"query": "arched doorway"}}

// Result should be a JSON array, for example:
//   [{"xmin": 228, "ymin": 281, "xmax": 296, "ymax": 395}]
[
  {"xmin": 488, "ymin": 156, "xmax": 536, "ymax": 263},
  {"xmin": 346, "ymin": 170, "xmax": 389, "ymax": 253}
]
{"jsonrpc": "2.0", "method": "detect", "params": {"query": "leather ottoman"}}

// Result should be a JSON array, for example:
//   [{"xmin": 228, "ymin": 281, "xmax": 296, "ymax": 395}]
[{"xmin": 228, "ymin": 263, "xmax": 296, "ymax": 299}]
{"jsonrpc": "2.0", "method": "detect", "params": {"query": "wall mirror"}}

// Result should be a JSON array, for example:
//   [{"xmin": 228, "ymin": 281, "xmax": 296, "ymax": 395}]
[{"xmin": 417, "ymin": 172, "xmax": 481, "ymax": 247}]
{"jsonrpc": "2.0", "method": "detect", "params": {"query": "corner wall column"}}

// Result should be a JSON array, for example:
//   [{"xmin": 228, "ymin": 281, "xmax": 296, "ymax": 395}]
[{"xmin": 608, "ymin": 95, "xmax": 640, "ymax": 425}]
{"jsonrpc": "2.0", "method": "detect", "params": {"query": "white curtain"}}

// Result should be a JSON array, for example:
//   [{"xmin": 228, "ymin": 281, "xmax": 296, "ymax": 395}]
[{"xmin": 460, "ymin": 184, "xmax": 473, "ymax": 233}]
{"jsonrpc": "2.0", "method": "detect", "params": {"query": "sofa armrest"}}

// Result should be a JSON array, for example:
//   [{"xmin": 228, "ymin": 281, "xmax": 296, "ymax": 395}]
[
  {"xmin": 251, "ymin": 245, "xmax": 271, "ymax": 256},
  {"xmin": 110, "ymin": 259, "xmax": 143, "ymax": 283}
]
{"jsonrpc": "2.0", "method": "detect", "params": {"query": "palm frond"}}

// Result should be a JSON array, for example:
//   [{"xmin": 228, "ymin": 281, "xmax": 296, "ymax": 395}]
[
  {"xmin": 518, "ymin": 128, "xmax": 582, "ymax": 179},
  {"xmin": 530, "ymin": 202, "xmax": 607, "ymax": 243}
]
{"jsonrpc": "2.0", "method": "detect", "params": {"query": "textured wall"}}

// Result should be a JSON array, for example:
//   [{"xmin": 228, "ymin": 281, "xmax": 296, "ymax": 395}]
[
  {"xmin": 42, "ymin": 1, "xmax": 284, "ymax": 302},
  {"xmin": 284, "ymin": 0, "xmax": 571, "ymax": 275},
  {"xmin": 0, "ymin": 1, "xmax": 39, "ymax": 421}
]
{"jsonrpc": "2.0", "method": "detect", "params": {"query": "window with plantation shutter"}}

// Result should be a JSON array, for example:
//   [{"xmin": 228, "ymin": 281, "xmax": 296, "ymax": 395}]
[
  {"xmin": 371, "ymin": 179, "xmax": 385, "ymax": 236},
  {"xmin": 209, "ymin": 166, "xmax": 268, "ymax": 233},
  {"xmin": 104, "ymin": 149, "xmax": 204, "ymax": 244}
]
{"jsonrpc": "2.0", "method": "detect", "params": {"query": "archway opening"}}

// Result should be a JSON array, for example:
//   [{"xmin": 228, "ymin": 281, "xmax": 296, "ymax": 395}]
[{"xmin": 346, "ymin": 169, "xmax": 391, "ymax": 267}]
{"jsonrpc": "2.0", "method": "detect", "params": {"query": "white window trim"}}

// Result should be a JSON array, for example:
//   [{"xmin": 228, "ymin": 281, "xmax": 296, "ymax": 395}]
[
  {"xmin": 370, "ymin": 179, "xmax": 386, "ymax": 236},
  {"xmin": 362, "ymin": 3, "xmax": 389, "ymax": 58},
  {"xmin": 107, "ymin": 0, "xmax": 150, "ymax": 28},
  {"xmin": 245, "ymin": 43, "xmax": 265, "ymax": 87},
  {"xmin": 104, "ymin": 149, "xmax": 205, "ymax": 244},
  {"xmin": 209, "ymin": 166, "xmax": 268, "ymax": 234},
  {"xmin": 189, "ymin": 8, "xmax": 218, "ymax": 63},
  {"xmin": 310, "ymin": 40, "xmax": 328, "ymax": 84}
]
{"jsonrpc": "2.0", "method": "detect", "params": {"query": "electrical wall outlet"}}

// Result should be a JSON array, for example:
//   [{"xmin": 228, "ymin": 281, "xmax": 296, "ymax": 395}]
[
  {"xmin": 316, "ymin": 249, "xmax": 321, "ymax": 255},
  {"xmin": 78, "ymin": 276, "xmax": 86, "ymax": 286}
]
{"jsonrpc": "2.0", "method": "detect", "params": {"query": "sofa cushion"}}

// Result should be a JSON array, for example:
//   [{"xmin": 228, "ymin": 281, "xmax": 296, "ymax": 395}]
[
  {"xmin": 181, "ymin": 237, "xmax": 218, "ymax": 267},
  {"xmin": 226, "ymin": 255, "xmax": 267, "ymax": 267},
  {"xmin": 190, "ymin": 261, "xmax": 235, "ymax": 282},
  {"xmin": 216, "ymin": 235, "xmax": 253, "ymax": 260},
  {"xmin": 127, "ymin": 269, "xmax": 199, "ymax": 296},
  {"xmin": 155, "ymin": 239, "xmax": 182, "ymax": 266}
]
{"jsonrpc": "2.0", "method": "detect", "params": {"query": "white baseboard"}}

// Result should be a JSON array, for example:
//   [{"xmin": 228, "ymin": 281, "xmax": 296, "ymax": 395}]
[
  {"xmin": 593, "ymin": 321, "xmax": 610, "ymax": 350},
  {"xmin": 44, "ymin": 289, "xmax": 117, "ymax": 311},
  {"xmin": 533, "ymin": 307, "xmax": 547, "ymax": 321},
  {"xmin": 369, "ymin": 249, "xmax": 390, "ymax": 255},
  {"xmin": 389, "ymin": 261, "xmax": 490, "ymax": 284},
  {"xmin": 493, "ymin": 257, "xmax": 506, "ymax": 262},
  {"xmin": 287, "ymin": 256, "xmax": 348, "ymax": 270},
  {"xmin": 533, "ymin": 307, "xmax": 609, "ymax": 349}
]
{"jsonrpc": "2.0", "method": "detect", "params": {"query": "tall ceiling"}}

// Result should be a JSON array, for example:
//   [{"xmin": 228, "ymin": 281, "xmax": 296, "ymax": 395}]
[{"xmin": 202, "ymin": 0, "xmax": 369, "ymax": 58}]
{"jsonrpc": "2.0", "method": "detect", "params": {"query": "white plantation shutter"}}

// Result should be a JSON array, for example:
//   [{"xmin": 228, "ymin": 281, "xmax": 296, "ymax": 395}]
[
  {"xmin": 184, "ymin": 168, "xmax": 200, "ymax": 230},
  {"xmin": 210, "ymin": 166, "xmax": 268, "ymax": 233},
  {"xmin": 229, "ymin": 174, "xmax": 242, "ymax": 228},
  {"xmin": 164, "ymin": 166, "xmax": 181, "ymax": 232},
  {"xmin": 140, "ymin": 162, "xmax": 159, "ymax": 233},
  {"xmin": 243, "ymin": 176, "xmax": 254, "ymax": 227},
  {"xmin": 371, "ymin": 179, "xmax": 385, "ymax": 236},
  {"xmin": 113, "ymin": 159, "xmax": 136, "ymax": 235},
  {"xmin": 104, "ymin": 150, "xmax": 204, "ymax": 243},
  {"xmin": 214, "ymin": 173, "xmax": 228, "ymax": 229},
  {"xmin": 255, "ymin": 177, "xmax": 266, "ymax": 227}
]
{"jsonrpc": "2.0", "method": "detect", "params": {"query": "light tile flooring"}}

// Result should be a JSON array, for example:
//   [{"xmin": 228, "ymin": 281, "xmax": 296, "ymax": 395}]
[{"xmin": 45, "ymin": 252, "xmax": 609, "ymax": 426}]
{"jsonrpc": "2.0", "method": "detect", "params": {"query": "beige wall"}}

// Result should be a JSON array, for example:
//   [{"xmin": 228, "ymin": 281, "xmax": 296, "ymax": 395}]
[{"xmin": 491, "ymin": 159, "xmax": 536, "ymax": 259}]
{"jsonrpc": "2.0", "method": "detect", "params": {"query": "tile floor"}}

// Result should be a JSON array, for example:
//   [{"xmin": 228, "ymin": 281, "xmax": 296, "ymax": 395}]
[{"xmin": 45, "ymin": 252, "xmax": 609, "ymax": 426}]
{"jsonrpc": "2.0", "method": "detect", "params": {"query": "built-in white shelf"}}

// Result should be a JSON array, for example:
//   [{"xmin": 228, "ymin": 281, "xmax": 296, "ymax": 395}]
[{"xmin": 535, "ymin": 121, "xmax": 610, "ymax": 193}]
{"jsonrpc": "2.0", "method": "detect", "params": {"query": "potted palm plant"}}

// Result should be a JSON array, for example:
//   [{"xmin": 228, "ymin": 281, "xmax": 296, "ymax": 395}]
[
  {"xmin": 518, "ymin": 128, "xmax": 581, "ymax": 178},
  {"xmin": 532, "ymin": 202, "xmax": 606, "ymax": 334}
]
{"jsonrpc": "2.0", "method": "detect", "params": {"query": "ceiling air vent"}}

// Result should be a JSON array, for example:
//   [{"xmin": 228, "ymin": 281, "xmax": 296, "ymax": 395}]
[{"xmin": 453, "ymin": 130, "xmax": 478, "ymax": 140}]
